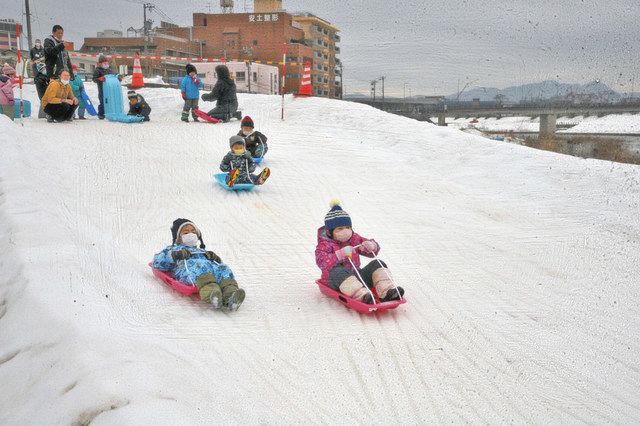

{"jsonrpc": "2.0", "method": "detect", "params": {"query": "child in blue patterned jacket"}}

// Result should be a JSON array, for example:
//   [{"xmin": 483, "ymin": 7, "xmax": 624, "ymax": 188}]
[{"xmin": 152, "ymin": 218, "xmax": 245, "ymax": 310}]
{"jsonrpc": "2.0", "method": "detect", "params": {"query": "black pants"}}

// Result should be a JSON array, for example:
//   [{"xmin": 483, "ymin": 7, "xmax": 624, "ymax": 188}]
[
  {"xmin": 44, "ymin": 102, "xmax": 77, "ymax": 122},
  {"xmin": 328, "ymin": 259, "xmax": 387, "ymax": 291},
  {"xmin": 207, "ymin": 100, "xmax": 238, "ymax": 120},
  {"xmin": 34, "ymin": 75, "xmax": 49, "ymax": 99}
]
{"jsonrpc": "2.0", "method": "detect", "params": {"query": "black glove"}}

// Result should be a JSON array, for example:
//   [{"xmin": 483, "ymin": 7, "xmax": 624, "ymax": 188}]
[
  {"xmin": 171, "ymin": 249, "xmax": 191, "ymax": 261},
  {"xmin": 204, "ymin": 251, "xmax": 221, "ymax": 263},
  {"xmin": 201, "ymin": 93, "xmax": 210, "ymax": 102}
]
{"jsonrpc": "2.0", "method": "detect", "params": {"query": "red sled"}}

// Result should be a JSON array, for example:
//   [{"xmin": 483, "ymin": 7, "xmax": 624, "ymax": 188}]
[
  {"xmin": 315, "ymin": 279, "xmax": 406, "ymax": 314},
  {"xmin": 193, "ymin": 108, "xmax": 221, "ymax": 124},
  {"xmin": 149, "ymin": 263, "xmax": 198, "ymax": 296}
]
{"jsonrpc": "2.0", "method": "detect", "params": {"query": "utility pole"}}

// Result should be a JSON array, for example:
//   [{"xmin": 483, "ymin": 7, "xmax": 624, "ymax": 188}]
[
  {"xmin": 381, "ymin": 76, "xmax": 385, "ymax": 102},
  {"xmin": 371, "ymin": 79, "xmax": 377, "ymax": 101},
  {"xmin": 143, "ymin": 3, "xmax": 155, "ymax": 55},
  {"xmin": 24, "ymin": 0, "xmax": 33, "ymax": 50},
  {"xmin": 246, "ymin": 60, "xmax": 251, "ymax": 93}
]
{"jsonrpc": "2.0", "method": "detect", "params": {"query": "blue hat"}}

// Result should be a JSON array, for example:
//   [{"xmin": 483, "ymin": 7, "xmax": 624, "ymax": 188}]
[{"xmin": 324, "ymin": 200, "xmax": 352, "ymax": 231}]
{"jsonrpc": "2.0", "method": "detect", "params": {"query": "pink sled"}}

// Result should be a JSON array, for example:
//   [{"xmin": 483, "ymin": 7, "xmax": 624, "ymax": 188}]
[
  {"xmin": 149, "ymin": 263, "xmax": 199, "ymax": 296},
  {"xmin": 315, "ymin": 279, "xmax": 406, "ymax": 314}
]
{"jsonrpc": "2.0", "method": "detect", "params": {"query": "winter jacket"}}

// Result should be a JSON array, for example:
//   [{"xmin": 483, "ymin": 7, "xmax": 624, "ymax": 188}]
[
  {"xmin": 219, "ymin": 151, "xmax": 256, "ymax": 184},
  {"xmin": 92, "ymin": 66, "xmax": 116, "ymax": 98},
  {"xmin": 127, "ymin": 94, "xmax": 151, "ymax": 119},
  {"xmin": 0, "ymin": 75, "xmax": 14, "ymax": 106},
  {"xmin": 44, "ymin": 35, "xmax": 74, "ymax": 79},
  {"xmin": 315, "ymin": 226, "xmax": 380, "ymax": 285},
  {"xmin": 69, "ymin": 75, "xmax": 85, "ymax": 108},
  {"xmin": 237, "ymin": 130, "xmax": 268, "ymax": 152},
  {"xmin": 202, "ymin": 66, "xmax": 238, "ymax": 109},
  {"xmin": 30, "ymin": 46, "xmax": 46, "ymax": 76},
  {"xmin": 180, "ymin": 74, "xmax": 201, "ymax": 100},
  {"xmin": 41, "ymin": 79, "xmax": 76, "ymax": 109},
  {"xmin": 152, "ymin": 244, "xmax": 233, "ymax": 285}
]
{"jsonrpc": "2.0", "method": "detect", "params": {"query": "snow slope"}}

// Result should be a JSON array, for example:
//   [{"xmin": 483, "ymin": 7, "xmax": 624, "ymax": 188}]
[{"xmin": 1, "ymin": 84, "xmax": 640, "ymax": 424}]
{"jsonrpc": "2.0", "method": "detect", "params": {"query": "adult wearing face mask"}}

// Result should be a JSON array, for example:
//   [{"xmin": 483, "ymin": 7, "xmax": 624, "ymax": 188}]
[
  {"xmin": 44, "ymin": 25, "xmax": 74, "ymax": 80},
  {"xmin": 40, "ymin": 70, "xmax": 78, "ymax": 122},
  {"xmin": 30, "ymin": 38, "xmax": 48, "ymax": 101}
]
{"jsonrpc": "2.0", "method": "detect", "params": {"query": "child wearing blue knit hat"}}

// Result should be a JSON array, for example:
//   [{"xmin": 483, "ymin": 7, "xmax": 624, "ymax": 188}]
[{"xmin": 315, "ymin": 200, "xmax": 404, "ymax": 304}]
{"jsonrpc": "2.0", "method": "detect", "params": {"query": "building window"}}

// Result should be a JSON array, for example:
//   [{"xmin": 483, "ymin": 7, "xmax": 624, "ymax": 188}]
[
  {"xmin": 253, "ymin": 39, "xmax": 258, "ymax": 46},
  {"xmin": 204, "ymin": 18, "xmax": 207, "ymax": 26},
  {"xmin": 253, "ymin": 72, "xmax": 257, "ymax": 82},
  {"xmin": 317, "ymin": 64, "xmax": 322, "ymax": 70},
  {"xmin": 236, "ymin": 71, "xmax": 246, "ymax": 82},
  {"xmin": 227, "ymin": 40, "xmax": 235, "ymax": 47}
]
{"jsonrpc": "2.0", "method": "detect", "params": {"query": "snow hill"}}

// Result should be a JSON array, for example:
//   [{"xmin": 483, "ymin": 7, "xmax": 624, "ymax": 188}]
[{"xmin": 1, "ymin": 83, "xmax": 640, "ymax": 424}]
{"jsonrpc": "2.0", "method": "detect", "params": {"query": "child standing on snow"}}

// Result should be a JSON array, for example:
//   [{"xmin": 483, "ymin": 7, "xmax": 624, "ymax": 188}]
[
  {"xmin": 220, "ymin": 135, "xmax": 271, "ymax": 187},
  {"xmin": 127, "ymin": 90, "xmax": 151, "ymax": 121},
  {"xmin": 92, "ymin": 54, "xmax": 118, "ymax": 119},
  {"xmin": 69, "ymin": 64, "xmax": 86, "ymax": 120},
  {"xmin": 315, "ymin": 201, "xmax": 404, "ymax": 304},
  {"xmin": 0, "ymin": 64, "xmax": 15, "ymax": 121},
  {"xmin": 237, "ymin": 116, "xmax": 268, "ymax": 158},
  {"xmin": 152, "ymin": 218, "xmax": 246, "ymax": 310},
  {"xmin": 180, "ymin": 63, "xmax": 201, "ymax": 122}
]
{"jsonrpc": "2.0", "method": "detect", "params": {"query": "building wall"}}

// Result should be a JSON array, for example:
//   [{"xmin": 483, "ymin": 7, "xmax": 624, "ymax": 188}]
[
  {"xmin": 0, "ymin": 20, "xmax": 18, "ymax": 51},
  {"xmin": 254, "ymin": 0, "xmax": 283, "ymax": 13},
  {"xmin": 292, "ymin": 15, "xmax": 341, "ymax": 98},
  {"xmin": 195, "ymin": 61, "xmax": 279, "ymax": 95}
]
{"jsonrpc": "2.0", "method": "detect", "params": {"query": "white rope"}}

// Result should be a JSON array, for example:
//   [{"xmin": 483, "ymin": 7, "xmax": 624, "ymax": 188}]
[
  {"xmin": 347, "ymin": 256, "xmax": 376, "ymax": 304},
  {"xmin": 361, "ymin": 244, "xmax": 404, "ymax": 301}
]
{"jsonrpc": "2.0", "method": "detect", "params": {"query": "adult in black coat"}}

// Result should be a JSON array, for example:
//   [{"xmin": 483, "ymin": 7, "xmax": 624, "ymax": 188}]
[
  {"xmin": 201, "ymin": 65, "xmax": 241, "ymax": 122},
  {"xmin": 43, "ymin": 25, "xmax": 74, "ymax": 80}
]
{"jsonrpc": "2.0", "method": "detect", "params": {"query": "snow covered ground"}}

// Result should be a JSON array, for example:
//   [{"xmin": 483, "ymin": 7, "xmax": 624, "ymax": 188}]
[
  {"xmin": 1, "ymin": 83, "xmax": 640, "ymax": 424},
  {"xmin": 444, "ymin": 114, "xmax": 640, "ymax": 134}
]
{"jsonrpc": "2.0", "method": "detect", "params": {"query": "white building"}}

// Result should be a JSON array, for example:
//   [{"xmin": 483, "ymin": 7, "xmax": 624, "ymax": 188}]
[{"xmin": 194, "ymin": 61, "xmax": 279, "ymax": 95}]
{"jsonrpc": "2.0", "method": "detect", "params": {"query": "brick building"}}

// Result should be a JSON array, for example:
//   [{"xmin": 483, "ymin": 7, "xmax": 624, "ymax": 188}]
[{"xmin": 0, "ymin": 18, "xmax": 19, "ymax": 51}]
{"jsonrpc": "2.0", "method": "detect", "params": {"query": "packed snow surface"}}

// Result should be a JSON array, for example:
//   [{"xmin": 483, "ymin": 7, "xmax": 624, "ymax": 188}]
[{"xmin": 1, "ymin": 83, "xmax": 640, "ymax": 424}]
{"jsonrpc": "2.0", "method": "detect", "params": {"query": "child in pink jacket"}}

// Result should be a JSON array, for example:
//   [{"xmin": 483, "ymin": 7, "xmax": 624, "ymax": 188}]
[
  {"xmin": 315, "ymin": 201, "xmax": 404, "ymax": 304},
  {"xmin": 0, "ymin": 64, "xmax": 16, "ymax": 121}
]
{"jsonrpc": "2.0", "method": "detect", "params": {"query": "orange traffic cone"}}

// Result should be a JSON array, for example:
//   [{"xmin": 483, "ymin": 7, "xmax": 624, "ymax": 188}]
[
  {"xmin": 296, "ymin": 61, "xmax": 312, "ymax": 97},
  {"xmin": 131, "ymin": 52, "xmax": 144, "ymax": 89}
]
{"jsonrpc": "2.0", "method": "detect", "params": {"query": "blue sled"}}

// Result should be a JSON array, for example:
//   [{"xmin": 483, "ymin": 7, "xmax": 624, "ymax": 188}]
[
  {"xmin": 253, "ymin": 157, "xmax": 263, "ymax": 165},
  {"xmin": 106, "ymin": 113, "xmax": 145, "ymax": 123},
  {"xmin": 213, "ymin": 173, "xmax": 255, "ymax": 191},
  {"xmin": 81, "ymin": 91, "xmax": 98, "ymax": 116}
]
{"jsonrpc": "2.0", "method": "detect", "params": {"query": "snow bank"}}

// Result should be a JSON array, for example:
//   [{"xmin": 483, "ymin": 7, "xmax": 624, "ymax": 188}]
[{"xmin": 1, "ymin": 85, "xmax": 640, "ymax": 423}]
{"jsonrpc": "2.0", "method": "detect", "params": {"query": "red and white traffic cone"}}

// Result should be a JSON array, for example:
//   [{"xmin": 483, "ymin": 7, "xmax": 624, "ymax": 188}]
[{"xmin": 130, "ymin": 52, "xmax": 144, "ymax": 89}]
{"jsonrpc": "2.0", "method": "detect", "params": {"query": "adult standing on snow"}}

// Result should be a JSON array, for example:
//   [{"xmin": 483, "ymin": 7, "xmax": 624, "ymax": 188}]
[
  {"xmin": 41, "ymin": 70, "xmax": 78, "ymax": 122},
  {"xmin": 201, "ymin": 64, "xmax": 242, "ymax": 122},
  {"xmin": 44, "ymin": 25, "xmax": 74, "ymax": 80}
]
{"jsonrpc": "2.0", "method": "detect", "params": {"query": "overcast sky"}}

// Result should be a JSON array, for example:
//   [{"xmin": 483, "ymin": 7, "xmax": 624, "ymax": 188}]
[{"xmin": 6, "ymin": 0, "xmax": 640, "ymax": 96}]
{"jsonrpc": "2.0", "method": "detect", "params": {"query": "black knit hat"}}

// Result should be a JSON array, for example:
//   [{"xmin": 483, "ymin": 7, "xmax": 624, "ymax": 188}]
[
  {"xmin": 186, "ymin": 63, "xmax": 197, "ymax": 74},
  {"xmin": 171, "ymin": 218, "xmax": 205, "ymax": 249},
  {"xmin": 127, "ymin": 90, "xmax": 137, "ymax": 99}
]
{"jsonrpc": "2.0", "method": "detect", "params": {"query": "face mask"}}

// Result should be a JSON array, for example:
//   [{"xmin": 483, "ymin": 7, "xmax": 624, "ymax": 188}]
[
  {"xmin": 233, "ymin": 148, "xmax": 245, "ymax": 155},
  {"xmin": 60, "ymin": 79, "xmax": 69, "ymax": 85},
  {"xmin": 35, "ymin": 44, "xmax": 41, "ymax": 49},
  {"xmin": 101, "ymin": 63, "xmax": 110, "ymax": 69},
  {"xmin": 181, "ymin": 233, "xmax": 199, "ymax": 247},
  {"xmin": 242, "ymin": 130, "xmax": 252, "ymax": 136},
  {"xmin": 333, "ymin": 228, "xmax": 353, "ymax": 243}
]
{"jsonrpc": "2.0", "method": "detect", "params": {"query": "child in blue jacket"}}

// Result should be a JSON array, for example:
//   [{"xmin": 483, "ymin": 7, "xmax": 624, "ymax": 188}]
[
  {"xmin": 180, "ymin": 63, "xmax": 201, "ymax": 122},
  {"xmin": 152, "ymin": 218, "xmax": 246, "ymax": 311}
]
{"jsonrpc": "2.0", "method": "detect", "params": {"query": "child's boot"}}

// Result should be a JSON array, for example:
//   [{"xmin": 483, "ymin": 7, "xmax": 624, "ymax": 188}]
[
  {"xmin": 220, "ymin": 278, "xmax": 245, "ymax": 311},
  {"xmin": 256, "ymin": 167, "xmax": 270, "ymax": 185},
  {"xmin": 373, "ymin": 268, "xmax": 404, "ymax": 301},
  {"xmin": 372, "ymin": 268, "xmax": 394, "ymax": 300},
  {"xmin": 196, "ymin": 273, "xmax": 223, "ymax": 309},
  {"xmin": 339, "ymin": 276, "xmax": 373, "ymax": 304},
  {"xmin": 191, "ymin": 111, "xmax": 199, "ymax": 122},
  {"xmin": 181, "ymin": 111, "xmax": 189, "ymax": 122}
]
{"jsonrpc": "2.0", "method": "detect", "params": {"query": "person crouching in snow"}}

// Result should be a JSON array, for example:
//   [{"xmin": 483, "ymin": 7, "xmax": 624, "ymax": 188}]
[
  {"xmin": 152, "ymin": 219, "xmax": 246, "ymax": 310},
  {"xmin": 127, "ymin": 90, "xmax": 151, "ymax": 121},
  {"xmin": 237, "ymin": 116, "xmax": 268, "ymax": 158},
  {"xmin": 315, "ymin": 201, "xmax": 404, "ymax": 304},
  {"xmin": 220, "ymin": 135, "xmax": 270, "ymax": 187},
  {"xmin": 180, "ymin": 63, "xmax": 201, "ymax": 122}
]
